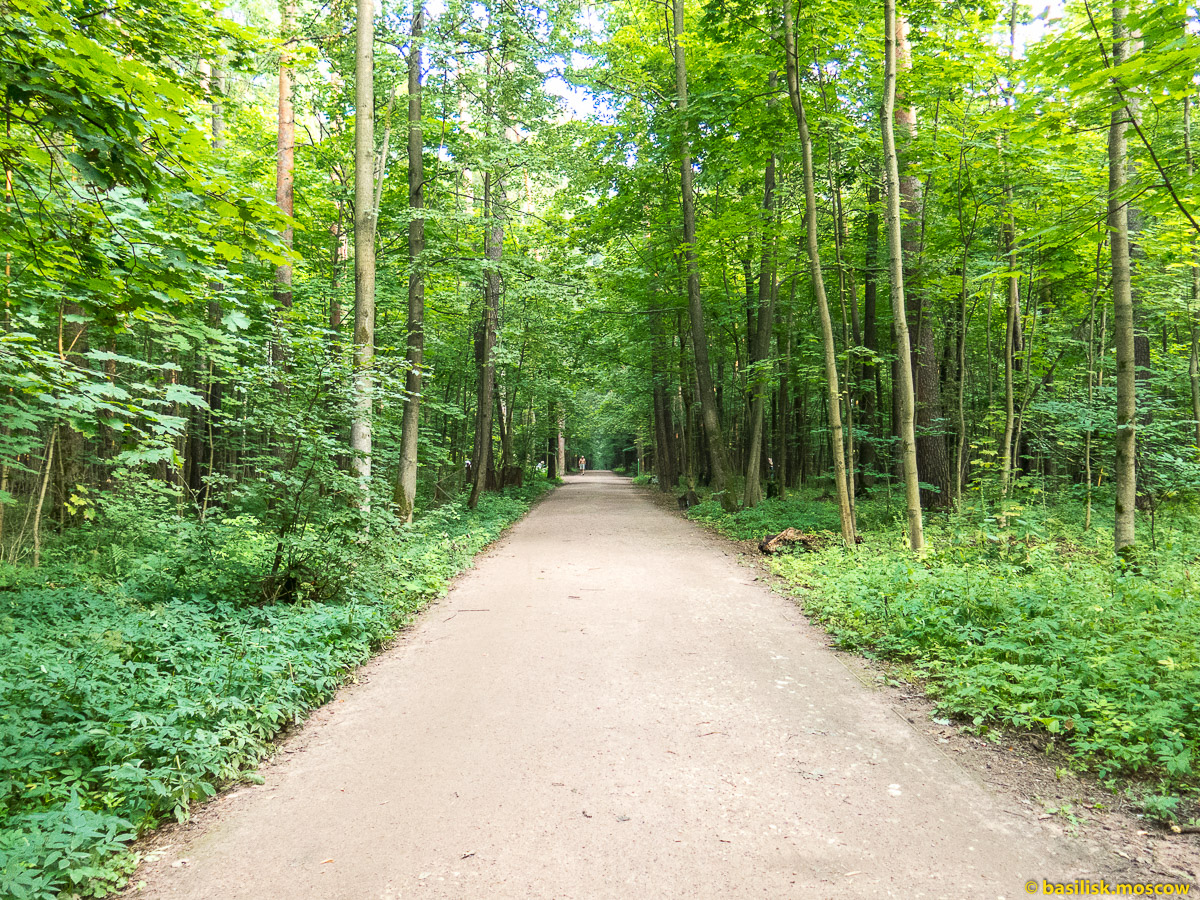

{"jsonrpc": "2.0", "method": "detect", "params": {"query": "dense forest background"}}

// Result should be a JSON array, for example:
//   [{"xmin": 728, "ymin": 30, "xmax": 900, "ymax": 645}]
[{"xmin": 4, "ymin": 0, "xmax": 1200, "ymax": 895}]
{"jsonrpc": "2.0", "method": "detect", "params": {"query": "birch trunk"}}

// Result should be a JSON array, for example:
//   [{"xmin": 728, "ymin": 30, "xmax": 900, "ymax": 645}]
[{"xmin": 352, "ymin": 0, "xmax": 376, "ymax": 514}]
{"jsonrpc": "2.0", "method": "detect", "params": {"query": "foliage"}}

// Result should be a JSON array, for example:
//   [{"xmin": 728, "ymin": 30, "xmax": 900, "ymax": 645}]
[
  {"xmin": 0, "ymin": 482, "xmax": 549, "ymax": 899},
  {"xmin": 694, "ymin": 491, "xmax": 1200, "ymax": 804},
  {"xmin": 687, "ymin": 489, "xmax": 900, "ymax": 539}
]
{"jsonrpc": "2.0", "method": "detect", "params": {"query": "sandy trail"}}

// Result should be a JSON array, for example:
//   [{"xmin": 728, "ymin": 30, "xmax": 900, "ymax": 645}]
[{"xmin": 133, "ymin": 473, "xmax": 1102, "ymax": 899}]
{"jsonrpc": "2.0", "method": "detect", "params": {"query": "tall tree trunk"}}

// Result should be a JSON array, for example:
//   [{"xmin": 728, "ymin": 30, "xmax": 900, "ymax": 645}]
[
  {"xmin": 829, "ymin": 143, "xmax": 856, "ymax": 520},
  {"xmin": 470, "ymin": 169, "xmax": 503, "ymax": 508},
  {"xmin": 651, "ymin": 311, "xmax": 678, "ymax": 492},
  {"xmin": 861, "ymin": 175, "xmax": 881, "ymax": 477},
  {"xmin": 784, "ymin": 6, "xmax": 854, "ymax": 544},
  {"xmin": 1185, "ymin": 96, "xmax": 1200, "ymax": 451},
  {"xmin": 58, "ymin": 302, "xmax": 88, "ymax": 524},
  {"xmin": 882, "ymin": 0, "xmax": 924, "ymax": 552},
  {"xmin": 672, "ymin": 0, "xmax": 729, "ymax": 499},
  {"xmin": 743, "ymin": 83, "xmax": 777, "ymax": 508},
  {"xmin": 352, "ymin": 0, "xmax": 376, "ymax": 514},
  {"xmin": 32, "ymin": 427, "xmax": 57, "ymax": 568},
  {"xmin": 275, "ymin": 0, "xmax": 296, "ymax": 311},
  {"xmin": 999, "ymin": 205, "xmax": 1019, "ymax": 499},
  {"xmin": 1110, "ymin": 0, "xmax": 1136, "ymax": 553},
  {"xmin": 953, "ymin": 249, "xmax": 969, "ymax": 501},
  {"xmin": 208, "ymin": 54, "xmax": 227, "ymax": 507},
  {"xmin": 557, "ymin": 411, "xmax": 566, "ymax": 478},
  {"xmin": 997, "ymin": 0, "xmax": 1020, "ymax": 503},
  {"xmin": 546, "ymin": 402, "xmax": 558, "ymax": 479},
  {"xmin": 775, "ymin": 294, "xmax": 794, "ymax": 498},
  {"xmin": 1085, "ymin": 243, "xmax": 1103, "ymax": 530},
  {"xmin": 893, "ymin": 13, "xmax": 946, "ymax": 507},
  {"xmin": 394, "ymin": 2, "xmax": 425, "ymax": 522}
]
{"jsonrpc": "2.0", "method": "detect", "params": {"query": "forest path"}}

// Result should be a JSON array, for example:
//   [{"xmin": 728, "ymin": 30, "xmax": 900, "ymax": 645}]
[{"xmin": 133, "ymin": 473, "xmax": 1099, "ymax": 899}]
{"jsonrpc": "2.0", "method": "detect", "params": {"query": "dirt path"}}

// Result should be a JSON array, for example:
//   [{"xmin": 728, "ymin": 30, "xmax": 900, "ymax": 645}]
[{"xmin": 133, "ymin": 473, "xmax": 1115, "ymax": 899}]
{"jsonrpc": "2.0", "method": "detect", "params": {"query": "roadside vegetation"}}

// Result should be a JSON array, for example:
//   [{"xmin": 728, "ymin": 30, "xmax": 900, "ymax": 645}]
[
  {"xmin": 685, "ymin": 485, "xmax": 1200, "ymax": 827},
  {"xmin": 0, "ymin": 480, "xmax": 548, "ymax": 899}
]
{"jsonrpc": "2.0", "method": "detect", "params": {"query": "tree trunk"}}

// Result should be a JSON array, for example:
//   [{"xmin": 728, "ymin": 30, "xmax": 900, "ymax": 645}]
[
  {"xmin": 953, "ymin": 250, "xmax": 969, "ymax": 501},
  {"xmin": 32, "ymin": 427, "xmax": 57, "ymax": 568},
  {"xmin": 893, "ymin": 13, "xmax": 946, "ymax": 507},
  {"xmin": 673, "ymin": 0, "xmax": 729, "ymax": 499},
  {"xmin": 58, "ymin": 302, "xmax": 88, "ymax": 523},
  {"xmin": 557, "ymin": 412, "xmax": 566, "ymax": 477},
  {"xmin": 1110, "ymin": 0, "xmax": 1136, "ymax": 553},
  {"xmin": 999, "ymin": 205, "xmax": 1019, "ymax": 499},
  {"xmin": 470, "ymin": 167, "xmax": 503, "ymax": 508},
  {"xmin": 275, "ymin": 0, "xmax": 296, "ymax": 310},
  {"xmin": 829, "ymin": 143, "xmax": 856, "ymax": 520},
  {"xmin": 1185, "ymin": 96, "xmax": 1200, "ymax": 450},
  {"xmin": 202, "ymin": 53, "xmax": 227, "ymax": 511},
  {"xmin": 352, "ymin": 0, "xmax": 376, "ymax": 514},
  {"xmin": 394, "ymin": 2, "xmax": 425, "ymax": 523},
  {"xmin": 861, "ymin": 175, "xmax": 881, "ymax": 477},
  {"xmin": 743, "ymin": 89, "xmax": 777, "ymax": 508},
  {"xmin": 651, "ymin": 311, "xmax": 678, "ymax": 492},
  {"xmin": 1085, "ymin": 253, "xmax": 1100, "ymax": 530},
  {"xmin": 882, "ymin": 0, "xmax": 924, "ymax": 552},
  {"xmin": 784, "ymin": 5, "xmax": 855, "ymax": 545},
  {"xmin": 775, "ymin": 295, "xmax": 794, "ymax": 498}
]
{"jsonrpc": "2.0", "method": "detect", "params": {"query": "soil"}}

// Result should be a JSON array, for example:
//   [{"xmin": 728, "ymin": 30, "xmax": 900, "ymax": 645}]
[{"xmin": 125, "ymin": 473, "xmax": 1198, "ymax": 899}]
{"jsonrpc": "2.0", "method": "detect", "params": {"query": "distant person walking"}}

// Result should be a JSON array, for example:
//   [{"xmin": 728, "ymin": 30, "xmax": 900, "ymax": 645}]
[{"xmin": 578, "ymin": 456, "xmax": 586, "ymax": 474}]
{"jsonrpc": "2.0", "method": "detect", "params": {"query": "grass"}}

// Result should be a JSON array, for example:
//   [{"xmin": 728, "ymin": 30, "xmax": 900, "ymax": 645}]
[
  {"xmin": 684, "ymin": 484, "xmax": 1200, "ymax": 823},
  {"xmin": 0, "ymin": 481, "xmax": 550, "ymax": 899}
]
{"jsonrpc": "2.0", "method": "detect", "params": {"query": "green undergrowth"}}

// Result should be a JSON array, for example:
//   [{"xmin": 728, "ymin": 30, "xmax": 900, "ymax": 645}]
[
  {"xmin": 0, "ymin": 482, "xmax": 549, "ymax": 899},
  {"xmin": 687, "ymin": 489, "xmax": 1200, "ymax": 819}
]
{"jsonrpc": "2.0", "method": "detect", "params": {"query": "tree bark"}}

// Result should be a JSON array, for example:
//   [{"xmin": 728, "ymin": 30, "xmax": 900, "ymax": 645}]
[
  {"xmin": 352, "ymin": 0, "xmax": 376, "ymax": 514},
  {"xmin": 882, "ymin": 0, "xmax": 924, "ymax": 552},
  {"xmin": 32, "ymin": 427, "xmax": 56, "ymax": 568},
  {"xmin": 57, "ymin": 302, "xmax": 88, "ymax": 523},
  {"xmin": 1000, "ymin": 203, "xmax": 1019, "ymax": 499},
  {"xmin": 775, "ymin": 293, "xmax": 795, "ymax": 498},
  {"xmin": 557, "ymin": 411, "xmax": 566, "ymax": 477},
  {"xmin": 651, "ymin": 311, "xmax": 678, "ymax": 492},
  {"xmin": 784, "ymin": 5, "xmax": 855, "ymax": 545},
  {"xmin": 470, "ymin": 168, "xmax": 503, "ymax": 508},
  {"xmin": 743, "ymin": 80, "xmax": 777, "ymax": 508},
  {"xmin": 861, "ymin": 175, "xmax": 882, "ymax": 477},
  {"xmin": 394, "ymin": 2, "xmax": 425, "ymax": 523},
  {"xmin": 1185, "ymin": 96, "xmax": 1200, "ymax": 451},
  {"xmin": 275, "ymin": 0, "xmax": 296, "ymax": 310},
  {"xmin": 1110, "ymin": 0, "xmax": 1136, "ymax": 553},
  {"xmin": 893, "ymin": 13, "xmax": 947, "ymax": 507},
  {"xmin": 672, "ymin": 0, "xmax": 729, "ymax": 500}
]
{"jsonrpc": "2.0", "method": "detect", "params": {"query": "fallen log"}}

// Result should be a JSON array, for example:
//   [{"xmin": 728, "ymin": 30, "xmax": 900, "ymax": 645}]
[
  {"xmin": 758, "ymin": 528, "xmax": 823, "ymax": 554},
  {"xmin": 758, "ymin": 529, "xmax": 862, "ymax": 553}
]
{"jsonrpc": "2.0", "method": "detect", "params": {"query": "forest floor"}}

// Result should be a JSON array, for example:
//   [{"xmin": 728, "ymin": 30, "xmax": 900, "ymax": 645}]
[{"xmin": 125, "ymin": 473, "xmax": 1191, "ymax": 899}]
